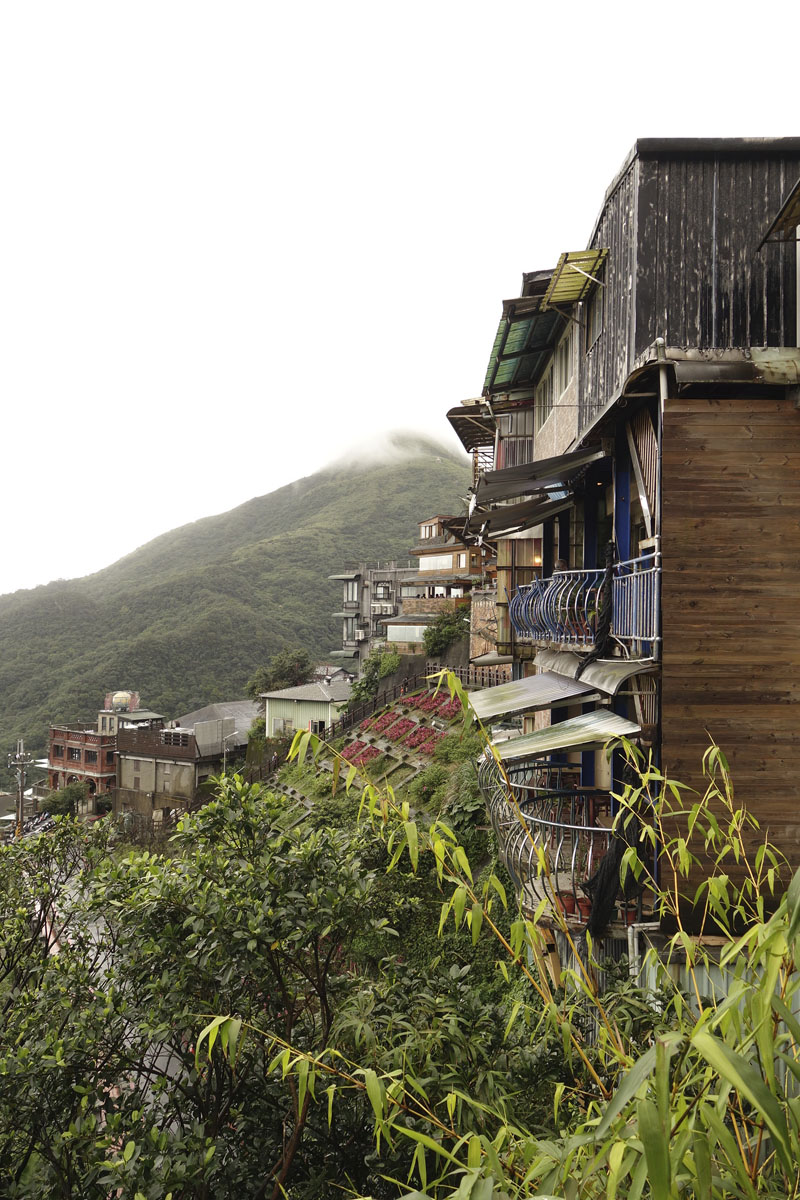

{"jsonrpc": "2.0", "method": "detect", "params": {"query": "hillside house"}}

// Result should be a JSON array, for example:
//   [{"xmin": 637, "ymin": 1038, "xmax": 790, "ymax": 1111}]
[
  {"xmin": 115, "ymin": 716, "xmax": 240, "ymax": 819},
  {"xmin": 447, "ymin": 138, "xmax": 800, "ymax": 936},
  {"xmin": 262, "ymin": 679, "xmax": 352, "ymax": 738},
  {"xmin": 48, "ymin": 690, "xmax": 163, "ymax": 813},
  {"xmin": 329, "ymin": 562, "xmax": 418, "ymax": 670}
]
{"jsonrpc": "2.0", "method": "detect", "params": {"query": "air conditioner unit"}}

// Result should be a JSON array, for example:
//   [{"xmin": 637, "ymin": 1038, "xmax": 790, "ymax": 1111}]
[{"xmin": 355, "ymin": 629, "xmax": 368, "ymax": 641}]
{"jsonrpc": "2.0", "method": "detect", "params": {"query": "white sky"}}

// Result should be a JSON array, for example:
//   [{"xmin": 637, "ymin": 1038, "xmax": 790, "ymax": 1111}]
[{"xmin": 0, "ymin": 0, "xmax": 796, "ymax": 595}]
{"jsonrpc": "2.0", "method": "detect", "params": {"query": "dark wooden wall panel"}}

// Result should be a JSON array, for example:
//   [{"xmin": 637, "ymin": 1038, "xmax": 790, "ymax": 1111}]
[
  {"xmin": 661, "ymin": 391, "xmax": 800, "ymax": 878},
  {"xmin": 635, "ymin": 153, "xmax": 800, "ymax": 357}
]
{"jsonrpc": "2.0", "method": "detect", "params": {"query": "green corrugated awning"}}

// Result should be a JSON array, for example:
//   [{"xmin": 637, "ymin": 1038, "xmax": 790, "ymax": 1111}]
[
  {"xmin": 469, "ymin": 671, "xmax": 598, "ymax": 723},
  {"xmin": 494, "ymin": 709, "xmax": 641, "ymax": 762},
  {"xmin": 534, "ymin": 650, "xmax": 659, "ymax": 697},
  {"xmin": 542, "ymin": 249, "xmax": 608, "ymax": 309},
  {"xmin": 328, "ymin": 572, "xmax": 360, "ymax": 581},
  {"xmin": 482, "ymin": 294, "xmax": 564, "ymax": 395}
]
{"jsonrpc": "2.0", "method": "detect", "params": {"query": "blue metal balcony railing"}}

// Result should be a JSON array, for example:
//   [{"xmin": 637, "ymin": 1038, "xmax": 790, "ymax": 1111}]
[{"xmin": 508, "ymin": 552, "xmax": 660, "ymax": 650}]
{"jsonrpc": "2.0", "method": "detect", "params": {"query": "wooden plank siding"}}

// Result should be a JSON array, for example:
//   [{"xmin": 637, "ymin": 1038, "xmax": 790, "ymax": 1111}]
[
  {"xmin": 661, "ymin": 390, "xmax": 800, "ymax": 881},
  {"xmin": 635, "ymin": 151, "xmax": 800, "ymax": 356}
]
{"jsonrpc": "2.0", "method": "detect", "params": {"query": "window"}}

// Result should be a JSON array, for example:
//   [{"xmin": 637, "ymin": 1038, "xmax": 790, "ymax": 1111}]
[
  {"xmin": 417, "ymin": 553, "xmax": 453, "ymax": 571},
  {"xmin": 374, "ymin": 583, "xmax": 391, "ymax": 599},
  {"xmin": 106, "ymin": 751, "xmax": 115, "ymax": 764},
  {"xmin": 344, "ymin": 580, "xmax": 358, "ymax": 602},
  {"xmin": 85, "ymin": 750, "xmax": 98, "ymax": 764},
  {"xmin": 456, "ymin": 552, "xmax": 466, "ymax": 568},
  {"xmin": 272, "ymin": 718, "xmax": 294, "ymax": 735},
  {"xmin": 343, "ymin": 617, "xmax": 357, "ymax": 640},
  {"xmin": 68, "ymin": 747, "xmax": 81, "ymax": 762},
  {"xmin": 419, "ymin": 523, "xmax": 437, "ymax": 539},
  {"xmin": 386, "ymin": 624, "xmax": 426, "ymax": 643},
  {"xmin": 100, "ymin": 717, "xmax": 106, "ymax": 732},
  {"xmin": 52, "ymin": 744, "xmax": 64, "ymax": 758},
  {"xmin": 535, "ymin": 326, "xmax": 573, "ymax": 432},
  {"xmin": 495, "ymin": 409, "xmax": 535, "ymax": 469}
]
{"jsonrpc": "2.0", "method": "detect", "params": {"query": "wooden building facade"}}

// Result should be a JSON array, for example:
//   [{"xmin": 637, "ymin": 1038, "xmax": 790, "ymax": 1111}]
[{"xmin": 449, "ymin": 138, "xmax": 800, "ymax": 934}]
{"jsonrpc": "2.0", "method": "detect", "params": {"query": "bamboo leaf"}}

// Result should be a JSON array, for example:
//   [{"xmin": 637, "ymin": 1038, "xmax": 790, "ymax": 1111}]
[
  {"xmin": 404, "ymin": 821, "xmax": 419, "ymax": 871},
  {"xmin": 363, "ymin": 1068, "xmax": 384, "ymax": 1120},
  {"xmin": 637, "ymin": 1098, "xmax": 670, "ymax": 1200},
  {"xmin": 692, "ymin": 1030, "xmax": 793, "ymax": 1178}
]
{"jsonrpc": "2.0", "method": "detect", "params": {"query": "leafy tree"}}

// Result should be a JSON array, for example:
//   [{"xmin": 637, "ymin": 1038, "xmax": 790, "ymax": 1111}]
[
  {"xmin": 246, "ymin": 647, "xmax": 314, "ymax": 699},
  {"xmin": 348, "ymin": 646, "xmax": 401, "ymax": 707},
  {"xmin": 422, "ymin": 605, "xmax": 470, "ymax": 658},
  {"xmin": 44, "ymin": 779, "xmax": 89, "ymax": 815}
]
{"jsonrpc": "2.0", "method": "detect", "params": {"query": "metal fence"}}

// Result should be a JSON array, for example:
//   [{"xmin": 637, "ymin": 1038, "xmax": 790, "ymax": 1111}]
[{"xmin": 509, "ymin": 551, "xmax": 661, "ymax": 651}]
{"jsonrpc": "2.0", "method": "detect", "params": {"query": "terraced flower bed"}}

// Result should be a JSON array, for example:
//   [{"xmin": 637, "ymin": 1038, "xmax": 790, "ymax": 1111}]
[
  {"xmin": 352, "ymin": 745, "xmax": 380, "ymax": 766},
  {"xmin": 421, "ymin": 731, "xmax": 444, "ymax": 754},
  {"xmin": 384, "ymin": 717, "xmax": 414, "ymax": 742},
  {"xmin": 437, "ymin": 698, "xmax": 463, "ymax": 721},
  {"xmin": 371, "ymin": 711, "xmax": 399, "ymax": 734},
  {"xmin": 403, "ymin": 726, "xmax": 433, "ymax": 750},
  {"xmin": 342, "ymin": 740, "xmax": 368, "ymax": 762},
  {"xmin": 359, "ymin": 717, "xmax": 374, "ymax": 731},
  {"xmin": 411, "ymin": 691, "xmax": 448, "ymax": 713}
]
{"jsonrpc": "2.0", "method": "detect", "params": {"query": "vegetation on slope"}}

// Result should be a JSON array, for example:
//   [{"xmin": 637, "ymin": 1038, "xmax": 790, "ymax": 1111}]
[{"xmin": 0, "ymin": 434, "xmax": 469, "ymax": 757}]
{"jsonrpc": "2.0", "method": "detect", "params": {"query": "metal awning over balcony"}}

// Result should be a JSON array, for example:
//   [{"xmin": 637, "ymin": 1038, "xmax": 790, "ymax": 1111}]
[
  {"xmin": 494, "ymin": 709, "xmax": 641, "ymax": 762},
  {"xmin": 468, "ymin": 671, "xmax": 598, "ymax": 723},
  {"xmin": 466, "ymin": 492, "xmax": 573, "ymax": 539},
  {"xmin": 474, "ymin": 446, "xmax": 608, "ymax": 506},
  {"xmin": 534, "ymin": 650, "xmax": 659, "ymax": 696},
  {"xmin": 446, "ymin": 401, "xmax": 496, "ymax": 452}
]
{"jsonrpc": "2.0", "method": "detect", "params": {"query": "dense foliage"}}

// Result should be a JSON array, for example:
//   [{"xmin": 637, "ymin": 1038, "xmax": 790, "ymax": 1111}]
[
  {"xmin": 348, "ymin": 645, "xmax": 403, "ymax": 706},
  {"xmin": 0, "ymin": 434, "xmax": 469, "ymax": 764},
  {"xmin": 245, "ymin": 647, "xmax": 315, "ymax": 699},
  {"xmin": 423, "ymin": 606, "xmax": 470, "ymax": 658}
]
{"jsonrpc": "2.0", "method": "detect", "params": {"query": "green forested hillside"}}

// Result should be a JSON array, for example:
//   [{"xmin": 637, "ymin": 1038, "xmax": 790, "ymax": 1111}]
[{"xmin": 0, "ymin": 435, "xmax": 469, "ymax": 756}]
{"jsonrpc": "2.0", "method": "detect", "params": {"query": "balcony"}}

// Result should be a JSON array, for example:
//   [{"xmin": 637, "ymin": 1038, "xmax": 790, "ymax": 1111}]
[
  {"xmin": 508, "ymin": 552, "xmax": 660, "ymax": 653},
  {"xmin": 478, "ymin": 753, "xmax": 653, "ymax": 925}
]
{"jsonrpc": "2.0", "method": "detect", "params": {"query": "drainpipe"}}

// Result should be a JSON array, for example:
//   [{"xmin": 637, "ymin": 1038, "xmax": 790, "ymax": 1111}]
[{"xmin": 628, "ymin": 920, "xmax": 661, "ymax": 981}]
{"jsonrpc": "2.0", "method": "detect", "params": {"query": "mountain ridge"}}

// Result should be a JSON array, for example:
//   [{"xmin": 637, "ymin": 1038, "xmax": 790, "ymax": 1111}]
[{"xmin": 0, "ymin": 434, "xmax": 470, "ymax": 758}]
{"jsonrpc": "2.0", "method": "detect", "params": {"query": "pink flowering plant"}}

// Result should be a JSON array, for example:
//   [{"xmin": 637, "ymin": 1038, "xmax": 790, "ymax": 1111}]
[
  {"xmin": 403, "ymin": 726, "xmax": 433, "ymax": 750},
  {"xmin": 371, "ymin": 711, "xmax": 399, "ymax": 734},
  {"xmin": 384, "ymin": 717, "xmax": 414, "ymax": 742}
]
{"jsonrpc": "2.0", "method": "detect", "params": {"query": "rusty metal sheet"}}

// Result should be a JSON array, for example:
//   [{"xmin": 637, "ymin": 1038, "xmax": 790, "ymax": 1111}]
[{"xmin": 468, "ymin": 671, "xmax": 598, "ymax": 723}]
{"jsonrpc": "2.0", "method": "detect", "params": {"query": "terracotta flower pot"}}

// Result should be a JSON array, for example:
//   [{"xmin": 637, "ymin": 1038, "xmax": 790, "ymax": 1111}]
[
  {"xmin": 556, "ymin": 892, "xmax": 576, "ymax": 915},
  {"xmin": 577, "ymin": 896, "xmax": 592, "ymax": 919}
]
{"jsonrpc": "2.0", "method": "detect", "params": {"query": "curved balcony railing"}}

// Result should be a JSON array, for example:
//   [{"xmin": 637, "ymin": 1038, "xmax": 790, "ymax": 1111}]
[
  {"xmin": 509, "ymin": 552, "xmax": 660, "ymax": 650},
  {"xmin": 478, "ymin": 753, "xmax": 620, "ymax": 918}
]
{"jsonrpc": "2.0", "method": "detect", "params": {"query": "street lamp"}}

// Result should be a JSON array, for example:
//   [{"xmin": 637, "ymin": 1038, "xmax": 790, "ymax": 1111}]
[
  {"xmin": 222, "ymin": 731, "xmax": 240, "ymax": 774},
  {"xmin": 7, "ymin": 739, "xmax": 34, "ymax": 839}
]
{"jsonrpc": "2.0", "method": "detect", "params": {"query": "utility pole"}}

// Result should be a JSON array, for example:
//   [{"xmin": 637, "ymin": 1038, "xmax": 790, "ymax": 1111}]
[{"xmin": 7, "ymin": 739, "xmax": 34, "ymax": 839}]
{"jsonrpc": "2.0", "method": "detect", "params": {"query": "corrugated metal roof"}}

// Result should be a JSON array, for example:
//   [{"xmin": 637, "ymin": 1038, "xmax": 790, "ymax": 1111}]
[
  {"xmin": 468, "ymin": 671, "xmax": 597, "ymax": 722},
  {"xmin": 445, "ymin": 401, "xmax": 496, "ymax": 452},
  {"xmin": 494, "ymin": 709, "xmax": 641, "ymax": 761},
  {"xmin": 534, "ymin": 650, "xmax": 659, "ymax": 696},
  {"xmin": 175, "ymin": 699, "xmax": 260, "ymax": 734},
  {"xmin": 482, "ymin": 293, "xmax": 564, "ymax": 395},
  {"xmin": 542, "ymin": 249, "xmax": 608, "ymax": 309},
  {"xmin": 261, "ymin": 681, "xmax": 352, "ymax": 703}
]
